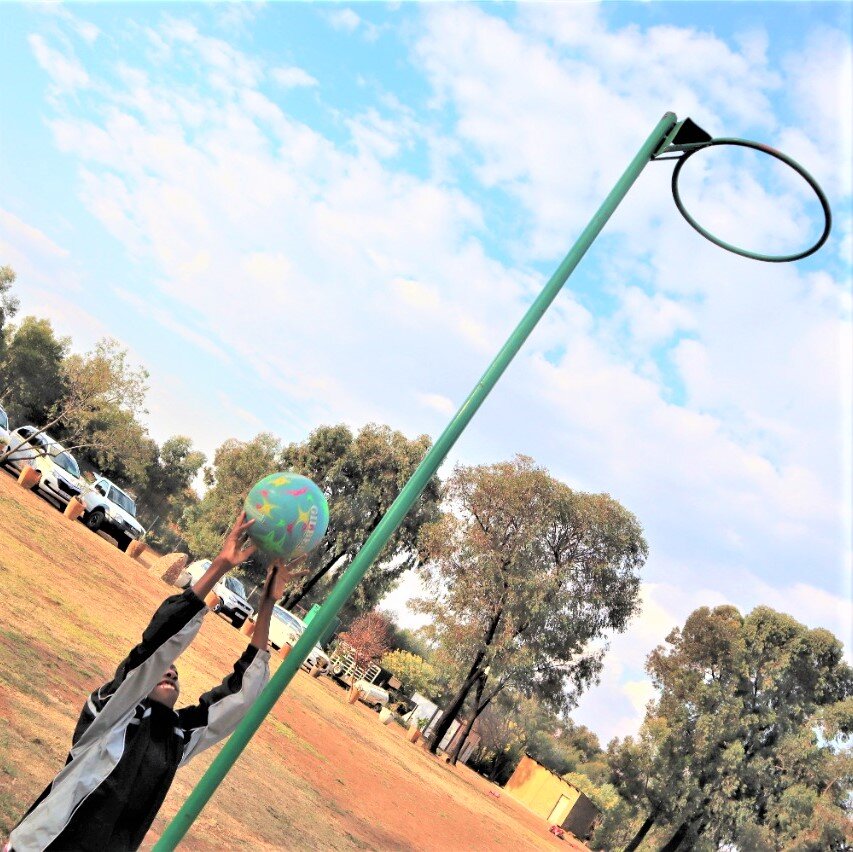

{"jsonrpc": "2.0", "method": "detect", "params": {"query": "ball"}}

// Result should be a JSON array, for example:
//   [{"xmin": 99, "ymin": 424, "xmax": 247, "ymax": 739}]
[{"xmin": 243, "ymin": 472, "xmax": 329, "ymax": 560}]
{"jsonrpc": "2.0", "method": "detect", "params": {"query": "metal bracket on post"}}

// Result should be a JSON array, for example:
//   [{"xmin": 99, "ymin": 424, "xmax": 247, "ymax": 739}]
[{"xmin": 652, "ymin": 117, "xmax": 713, "ymax": 160}]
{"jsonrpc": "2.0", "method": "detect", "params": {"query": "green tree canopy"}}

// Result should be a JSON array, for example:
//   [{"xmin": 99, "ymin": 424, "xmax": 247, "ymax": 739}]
[
  {"xmin": 131, "ymin": 436, "xmax": 206, "ymax": 552},
  {"xmin": 417, "ymin": 455, "xmax": 646, "ymax": 763},
  {"xmin": 0, "ymin": 315, "xmax": 68, "ymax": 426},
  {"xmin": 381, "ymin": 649, "xmax": 438, "ymax": 698},
  {"xmin": 608, "ymin": 605, "xmax": 853, "ymax": 851},
  {"xmin": 277, "ymin": 423, "xmax": 441, "ymax": 616},
  {"xmin": 0, "ymin": 265, "xmax": 20, "ymax": 357},
  {"xmin": 180, "ymin": 432, "xmax": 282, "ymax": 563}
]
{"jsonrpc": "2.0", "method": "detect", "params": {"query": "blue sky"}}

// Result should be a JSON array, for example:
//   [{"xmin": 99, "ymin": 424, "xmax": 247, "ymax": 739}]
[{"xmin": 1, "ymin": 2, "xmax": 850, "ymax": 744}]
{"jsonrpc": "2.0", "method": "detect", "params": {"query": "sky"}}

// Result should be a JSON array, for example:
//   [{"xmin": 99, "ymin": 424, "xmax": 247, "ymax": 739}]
[{"xmin": 1, "ymin": 1, "xmax": 851, "ymax": 746}]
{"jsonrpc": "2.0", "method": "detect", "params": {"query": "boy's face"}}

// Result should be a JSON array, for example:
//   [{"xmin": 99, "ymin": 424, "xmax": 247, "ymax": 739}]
[{"xmin": 148, "ymin": 664, "xmax": 180, "ymax": 708}]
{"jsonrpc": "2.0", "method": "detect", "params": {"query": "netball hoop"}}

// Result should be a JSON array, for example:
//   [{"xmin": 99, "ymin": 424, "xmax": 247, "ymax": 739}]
[{"xmin": 654, "ymin": 120, "xmax": 832, "ymax": 263}]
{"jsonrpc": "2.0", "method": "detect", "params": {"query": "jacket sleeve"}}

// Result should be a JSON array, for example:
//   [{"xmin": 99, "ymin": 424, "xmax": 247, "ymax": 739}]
[
  {"xmin": 72, "ymin": 589, "xmax": 208, "ymax": 750},
  {"xmin": 176, "ymin": 644, "xmax": 270, "ymax": 766}
]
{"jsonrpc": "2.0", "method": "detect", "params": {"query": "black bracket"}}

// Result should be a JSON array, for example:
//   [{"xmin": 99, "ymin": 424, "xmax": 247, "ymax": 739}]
[{"xmin": 653, "ymin": 117, "xmax": 713, "ymax": 160}]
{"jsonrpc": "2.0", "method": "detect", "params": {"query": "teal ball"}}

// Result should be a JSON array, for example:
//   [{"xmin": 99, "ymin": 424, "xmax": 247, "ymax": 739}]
[{"xmin": 243, "ymin": 472, "xmax": 329, "ymax": 559}]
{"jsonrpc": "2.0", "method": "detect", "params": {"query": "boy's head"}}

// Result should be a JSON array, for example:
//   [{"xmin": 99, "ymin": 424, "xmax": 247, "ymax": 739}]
[{"xmin": 148, "ymin": 664, "xmax": 180, "ymax": 708}]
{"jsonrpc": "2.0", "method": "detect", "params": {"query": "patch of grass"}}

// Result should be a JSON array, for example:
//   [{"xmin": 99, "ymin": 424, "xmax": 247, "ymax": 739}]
[
  {"xmin": 267, "ymin": 717, "xmax": 327, "ymax": 762},
  {"xmin": 344, "ymin": 830, "xmax": 372, "ymax": 849}
]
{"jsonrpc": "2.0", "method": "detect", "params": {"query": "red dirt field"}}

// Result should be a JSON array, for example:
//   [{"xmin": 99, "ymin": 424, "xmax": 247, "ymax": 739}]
[{"xmin": 0, "ymin": 471, "xmax": 588, "ymax": 850}]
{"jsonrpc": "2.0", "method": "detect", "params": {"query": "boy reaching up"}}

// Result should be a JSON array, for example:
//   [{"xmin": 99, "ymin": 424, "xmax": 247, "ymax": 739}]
[{"xmin": 7, "ymin": 512, "xmax": 305, "ymax": 852}]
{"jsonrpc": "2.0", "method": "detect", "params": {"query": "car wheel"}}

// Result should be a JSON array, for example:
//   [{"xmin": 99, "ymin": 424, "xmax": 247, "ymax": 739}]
[
  {"xmin": 231, "ymin": 615, "xmax": 244, "ymax": 627},
  {"xmin": 116, "ymin": 533, "xmax": 132, "ymax": 552},
  {"xmin": 373, "ymin": 704, "xmax": 382, "ymax": 713},
  {"xmin": 332, "ymin": 664, "xmax": 344, "ymax": 676},
  {"xmin": 85, "ymin": 509, "xmax": 105, "ymax": 532}
]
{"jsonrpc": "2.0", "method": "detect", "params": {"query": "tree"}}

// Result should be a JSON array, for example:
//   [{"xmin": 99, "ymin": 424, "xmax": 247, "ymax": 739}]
[
  {"xmin": 610, "ymin": 605, "xmax": 853, "ymax": 851},
  {"xmin": 0, "ymin": 265, "xmax": 20, "ymax": 357},
  {"xmin": 180, "ymin": 433, "xmax": 281, "ymax": 561},
  {"xmin": 1, "ymin": 335, "xmax": 150, "ymax": 474},
  {"xmin": 381, "ymin": 649, "xmax": 438, "ymax": 698},
  {"xmin": 384, "ymin": 619, "xmax": 434, "ymax": 660},
  {"xmin": 277, "ymin": 423, "xmax": 440, "ymax": 615},
  {"xmin": 0, "ymin": 316, "xmax": 68, "ymax": 426},
  {"xmin": 417, "ymin": 456, "xmax": 646, "ymax": 763},
  {"xmin": 51, "ymin": 339, "xmax": 149, "ymax": 457},
  {"xmin": 339, "ymin": 611, "xmax": 391, "ymax": 691},
  {"xmin": 133, "ymin": 436, "xmax": 206, "ymax": 552}
]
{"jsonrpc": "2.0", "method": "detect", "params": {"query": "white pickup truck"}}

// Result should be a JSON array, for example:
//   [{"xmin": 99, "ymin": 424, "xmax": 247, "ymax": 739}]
[{"xmin": 80, "ymin": 475, "xmax": 146, "ymax": 552}]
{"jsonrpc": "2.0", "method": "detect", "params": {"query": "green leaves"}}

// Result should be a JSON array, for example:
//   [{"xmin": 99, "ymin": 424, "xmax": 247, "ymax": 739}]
[
  {"xmin": 610, "ymin": 605, "xmax": 853, "ymax": 850},
  {"xmin": 178, "ymin": 423, "xmax": 441, "ymax": 614},
  {"xmin": 416, "ymin": 455, "xmax": 646, "ymax": 756}
]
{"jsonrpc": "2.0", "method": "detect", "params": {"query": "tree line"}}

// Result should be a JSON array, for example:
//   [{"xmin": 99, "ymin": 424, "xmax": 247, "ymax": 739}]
[{"xmin": 3, "ymin": 265, "xmax": 849, "ymax": 848}]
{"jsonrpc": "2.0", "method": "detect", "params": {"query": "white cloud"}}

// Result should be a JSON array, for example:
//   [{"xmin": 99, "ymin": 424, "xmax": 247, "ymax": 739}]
[
  {"xmin": 326, "ymin": 9, "xmax": 361, "ymax": 33},
  {"xmin": 28, "ymin": 34, "xmax": 90, "ymax": 95},
  {"xmin": 416, "ymin": 392, "xmax": 455, "ymax": 416},
  {"xmin": 270, "ymin": 66, "xmax": 318, "ymax": 89},
  {"xmin": 113, "ymin": 289, "xmax": 232, "ymax": 365}
]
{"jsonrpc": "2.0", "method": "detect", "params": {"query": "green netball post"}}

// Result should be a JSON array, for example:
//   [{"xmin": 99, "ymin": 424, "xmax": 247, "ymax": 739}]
[{"xmin": 154, "ymin": 110, "xmax": 830, "ymax": 848}]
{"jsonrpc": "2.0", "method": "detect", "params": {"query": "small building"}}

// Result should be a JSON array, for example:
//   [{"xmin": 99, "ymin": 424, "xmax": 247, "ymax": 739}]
[{"xmin": 505, "ymin": 755, "xmax": 600, "ymax": 841}]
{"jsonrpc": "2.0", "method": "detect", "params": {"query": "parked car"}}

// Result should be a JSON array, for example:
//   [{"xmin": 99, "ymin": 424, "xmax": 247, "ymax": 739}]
[
  {"xmin": 1, "ymin": 425, "xmax": 50, "ymax": 473},
  {"xmin": 215, "ymin": 573, "xmax": 254, "ymax": 627},
  {"xmin": 79, "ymin": 475, "xmax": 146, "ymax": 552},
  {"xmin": 0, "ymin": 425, "xmax": 85, "ymax": 507},
  {"xmin": 269, "ymin": 605, "xmax": 306, "ymax": 651},
  {"xmin": 266, "ymin": 605, "xmax": 325, "ymax": 666},
  {"xmin": 33, "ymin": 442, "xmax": 85, "ymax": 508},
  {"xmin": 353, "ymin": 679, "xmax": 390, "ymax": 712},
  {"xmin": 0, "ymin": 403, "xmax": 10, "ymax": 445},
  {"xmin": 303, "ymin": 643, "xmax": 331, "ymax": 673},
  {"xmin": 178, "ymin": 560, "xmax": 254, "ymax": 627}
]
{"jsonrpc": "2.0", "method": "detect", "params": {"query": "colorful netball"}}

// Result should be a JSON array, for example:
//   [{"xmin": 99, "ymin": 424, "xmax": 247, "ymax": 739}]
[{"xmin": 243, "ymin": 472, "xmax": 329, "ymax": 560}]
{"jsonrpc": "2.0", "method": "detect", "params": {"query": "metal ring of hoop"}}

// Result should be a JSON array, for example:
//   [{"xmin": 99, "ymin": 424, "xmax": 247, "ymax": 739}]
[{"xmin": 671, "ymin": 138, "xmax": 832, "ymax": 263}]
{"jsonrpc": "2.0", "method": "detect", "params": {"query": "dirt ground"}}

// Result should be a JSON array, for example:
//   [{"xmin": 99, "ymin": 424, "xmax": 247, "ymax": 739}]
[{"xmin": 0, "ymin": 471, "xmax": 588, "ymax": 851}]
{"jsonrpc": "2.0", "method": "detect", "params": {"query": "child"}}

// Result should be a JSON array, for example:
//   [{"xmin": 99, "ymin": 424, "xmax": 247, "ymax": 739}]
[{"xmin": 7, "ymin": 512, "xmax": 305, "ymax": 852}]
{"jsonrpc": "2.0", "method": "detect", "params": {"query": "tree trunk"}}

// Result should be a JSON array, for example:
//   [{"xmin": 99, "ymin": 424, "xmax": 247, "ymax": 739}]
[
  {"xmin": 427, "ymin": 665, "xmax": 481, "ymax": 754},
  {"xmin": 488, "ymin": 754, "xmax": 507, "ymax": 782},
  {"xmin": 448, "ymin": 673, "xmax": 485, "ymax": 765},
  {"xmin": 659, "ymin": 821, "xmax": 690, "ymax": 852},
  {"xmin": 449, "ymin": 675, "xmax": 506, "ymax": 766},
  {"xmin": 623, "ymin": 811, "xmax": 657, "ymax": 852},
  {"xmin": 448, "ymin": 711, "xmax": 477, "ymax": 765},
  {"xmin": 428, "ymin": 607, "xmax": 504, "ymax": 755},
  {"xmin": 279, "ymin": 550, "xmax": 342, "ymax": 609}
]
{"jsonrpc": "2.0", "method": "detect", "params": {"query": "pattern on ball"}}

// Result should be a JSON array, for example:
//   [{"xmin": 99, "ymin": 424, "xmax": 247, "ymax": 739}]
[{"xmin": 243, "ymin": 472, "xmax": 329, "ymax": 559}]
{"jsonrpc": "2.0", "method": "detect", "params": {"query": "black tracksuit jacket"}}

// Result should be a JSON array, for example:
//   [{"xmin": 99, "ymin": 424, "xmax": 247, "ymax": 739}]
[{"xmin": 9, "ymin": 589, "xmax": 270, "ymax": 852}]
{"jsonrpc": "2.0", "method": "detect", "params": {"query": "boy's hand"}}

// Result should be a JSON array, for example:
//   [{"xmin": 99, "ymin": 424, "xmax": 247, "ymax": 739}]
[
  {"xmin": 261, "ymin": 556, "xmax": 309, "ymax": 603},
  {"xmin": 217, "ymin": 512, "xmax": 256, "ymax": 568}
]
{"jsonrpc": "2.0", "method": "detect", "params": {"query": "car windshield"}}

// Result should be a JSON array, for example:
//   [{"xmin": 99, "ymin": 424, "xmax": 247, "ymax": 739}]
[
  {"xmin": 272, "ymin": 608, "xmax": 305, "ymax": 634},
  {"xmin": 108, "ymin": 485, "xmax": 137, "ymax": 516},
  {"xmin": 224, "ymin": 576, "xmax": 247, "ymax": 598},
  {"xmin": 0, "ymin": 408, "xmax": 7, "ymax": 430},
  {"xmin": 52, "ymin": 450, "xmax": 81, "ymax": 478}
]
